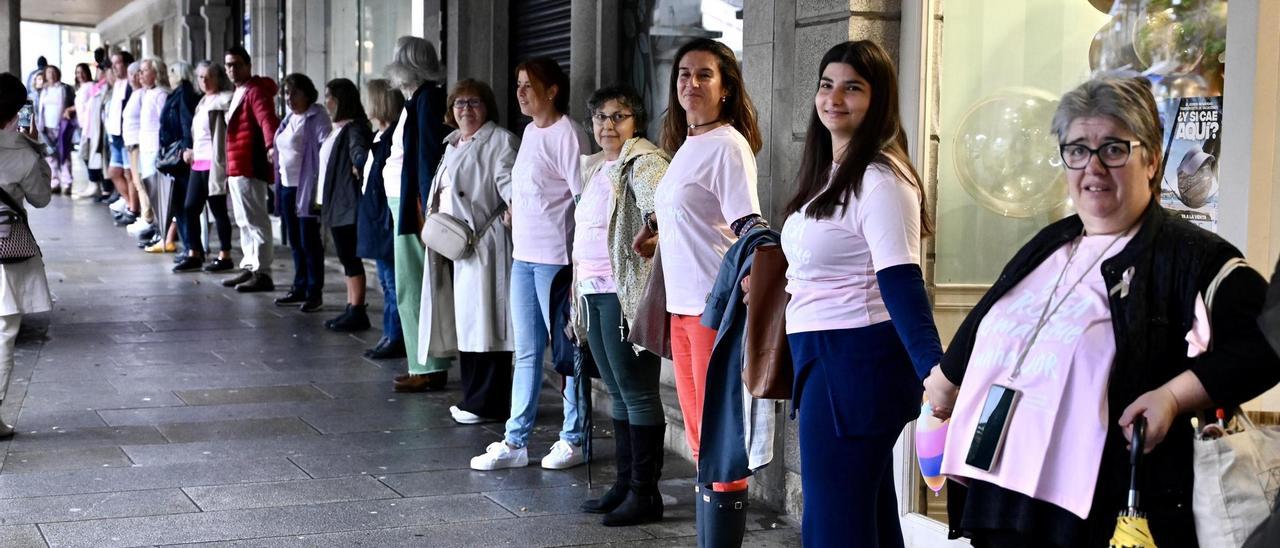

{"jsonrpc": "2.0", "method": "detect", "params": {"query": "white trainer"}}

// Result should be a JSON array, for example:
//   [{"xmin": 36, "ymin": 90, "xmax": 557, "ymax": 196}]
[
  {"xmin": 540, "ymin": 440, "xmax": 586, "ymax": 470},
  {"xmin": 450, "ymin": 405, "xmax": 494, "ymax": 425},
  {"xmin": 125, "ymin": 220, "xmax": 154, "ymax": 236},
  {"xmin": 109, "ymin": 198, "xmax": 129, "ymax": 213},
  {"xmin": 470, "ymin": 441, "xmax": 528, "ymax": 471}
]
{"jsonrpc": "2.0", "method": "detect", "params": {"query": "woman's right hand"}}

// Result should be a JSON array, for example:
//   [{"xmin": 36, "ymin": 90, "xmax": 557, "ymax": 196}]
[
  {"xmin": 632, "ymin": 224, "xmax": 656, "ymax": 258},
  {"xmin": 924, "ymin": 365, "xmax": 959, "ymax": 420},
  {"xmin": 182, "ymin": 149, "xmax": 193, "ymax": 164}
]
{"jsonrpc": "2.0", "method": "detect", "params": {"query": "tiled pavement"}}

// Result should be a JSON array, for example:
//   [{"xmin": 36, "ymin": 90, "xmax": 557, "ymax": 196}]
[{"xmin": 0, "ymin": 196, "xmax": 799, "ymax": 547}]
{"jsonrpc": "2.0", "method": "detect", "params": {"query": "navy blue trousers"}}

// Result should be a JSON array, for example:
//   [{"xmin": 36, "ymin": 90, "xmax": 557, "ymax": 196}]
[
  {"xmin": 278, "ymin": 186, "xmax": 324, "ymax": 299},
  {"xmin": 790, "ymin": 327, "xmax": 911, "ymax": 548}
]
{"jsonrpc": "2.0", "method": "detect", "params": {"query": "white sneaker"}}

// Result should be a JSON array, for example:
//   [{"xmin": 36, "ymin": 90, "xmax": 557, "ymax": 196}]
[
  {"xmin": 450, "ymin": 405, "xmax": 494, "ymax": 425},
  {"xmin": 109, "ymin": 198, "xmax": 129, "ymax": 213},
  {"xmin": 470, "ymin": 441, "xmax": 528, "ymax": 471},
  {"xmin": 540, "ymin": 440, "xmax": 586, "ymax": 470},
  {"xmin": 125, "ymin": 220, "xmax": 154, "ymax": 236}
]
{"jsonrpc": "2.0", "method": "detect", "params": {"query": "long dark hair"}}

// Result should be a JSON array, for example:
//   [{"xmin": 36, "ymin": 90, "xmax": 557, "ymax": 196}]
[
  {"xmin": 785, "ymin": 41, "xmax": 932, "ymax": 235},
  {"xmin": 325, "ymin": 78, "xmax": 367, "ymax": 123},
  {"xmin": 659, "ymin": 38, "xmax": 762, "ymax": 155}
]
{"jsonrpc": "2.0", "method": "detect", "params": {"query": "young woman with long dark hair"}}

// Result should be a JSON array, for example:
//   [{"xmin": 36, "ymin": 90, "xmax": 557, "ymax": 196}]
[{"xmin": 780, "ymin": 40, "xmax": 941, "ymax": 547}]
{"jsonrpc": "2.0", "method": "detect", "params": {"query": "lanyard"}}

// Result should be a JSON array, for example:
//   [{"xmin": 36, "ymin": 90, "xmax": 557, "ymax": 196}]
[{"xmin": 1006, "ymin": 229, "xmax": 1128, "ymax": 383}]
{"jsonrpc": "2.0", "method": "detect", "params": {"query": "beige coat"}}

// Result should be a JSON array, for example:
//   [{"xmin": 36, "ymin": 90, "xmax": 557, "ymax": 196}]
[
  {"xmin": 572, "ymin": 137, "xmax": 669, "ymax": 340},
  {"xmin": 198, "ymin": 92, "xmax": 232, "ymax": 196},
  {"xmin": 417, "ymin": 121, "xmax": 520, "ymax": 359},
  {"xmin": 0, "ymin": 131, "xmax": 53, "ymax": 317}
]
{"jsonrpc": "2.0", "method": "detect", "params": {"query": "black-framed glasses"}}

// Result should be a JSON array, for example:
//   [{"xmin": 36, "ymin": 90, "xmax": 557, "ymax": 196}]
[
  {"xmin": 1058, "ymin": 141, "xmax": 1144, "ymax": 170},
  {"xmin": 592, "ymin": 112, "xmax": 635, "ymax": 125},
  {"xmin": 452, "ymin": 98, "xmax": 483, "ymax": 110}
]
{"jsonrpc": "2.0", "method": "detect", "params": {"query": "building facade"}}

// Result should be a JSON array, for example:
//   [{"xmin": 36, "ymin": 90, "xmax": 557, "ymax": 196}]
[{"xmin": 2, "ymin": 0, "xmax": 1277, "ymax": 544}]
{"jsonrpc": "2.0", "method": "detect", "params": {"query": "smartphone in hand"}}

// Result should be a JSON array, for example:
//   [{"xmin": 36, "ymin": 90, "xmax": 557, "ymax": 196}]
[{"xmin": 17, "ymin": 100, "xmax": 34, "ymax": 132}]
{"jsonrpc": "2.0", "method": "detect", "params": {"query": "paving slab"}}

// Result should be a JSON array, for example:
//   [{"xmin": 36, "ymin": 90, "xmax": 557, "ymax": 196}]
[
  {"xmin": 4, "ymin": 425, "xmax": 168, "ymax": 452},
  {"xmin": 0, "ymin": 446, "xmax": 133, "ymax": 475},
  {"xmin": 121, "ymin": 425, "xmax": 482, "ymax": 466},
  {"xmin": 160, "ymin": 513, "xmax": 654, "ymax": 548},
  {"xmin": 183, "ymin": 476, "xmax": 400, "ymax": 511},
  {"xmin": 173, "ymin": 385, "xmax": 331, "ymax": 406},
  {"xmin": 0, "ymin": 458, "xmax": 309, "ymax": 499},
  {"xmin": 0, "ymin": 489, "xmax": 197, "ymax": 526},
  {"xmin": 38, "ymin": 494, "xmax": 511, "ymax": 548},
  {"xmin": 156, "ymin": 416, "xmax": 319, "ymax": 444},
  {"xmin": 0, "ymin": 524, "xmax": 45, "ymax": 547}
]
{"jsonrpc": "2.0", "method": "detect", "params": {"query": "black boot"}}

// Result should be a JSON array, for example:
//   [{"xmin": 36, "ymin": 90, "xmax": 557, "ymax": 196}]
[
  {"xmin": 581, "ymin": 419, "xmax": 631, "ymax": 514},
  {"xmin": 324, "ymin": 304, "xmax": 353, "ymax": 330},
  {"xmin": 328, "ymin": 304, "xmax": 370, "ymax": 332},
  {"xmin": 701, "ymin": 488, "xmax": 748, "ymax": 547},
  {"xmin": 602, "ymin": 422, "xmax": 665, "ymax": 526}
]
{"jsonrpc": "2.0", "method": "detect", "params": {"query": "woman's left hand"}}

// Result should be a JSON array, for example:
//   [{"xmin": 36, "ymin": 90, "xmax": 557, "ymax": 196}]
[
  {"xmin": 1119, "ymin": 388, "xmax": 1180, "ymax": 454},
  {"xmin": 632, "ymin": 225, "xmax": 656, "ymax": 258}
]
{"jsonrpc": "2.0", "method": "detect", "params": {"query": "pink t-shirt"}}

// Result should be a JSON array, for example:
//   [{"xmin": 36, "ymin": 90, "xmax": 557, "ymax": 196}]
[
  {"xmin": 573, "ymin": 160, "xmax": 619, "ymax": 292},
  {"xmin": 510, "ymin": 115, "xmax": 588, "ymax": 265},
  {"xmin": 655, "ymin": 125, "xmax": 760, "ymax": 315},
  {"xmin": 782, "ymin": 161, "xmax": 922, "ymax": 334},
  {"xmin": 940, "ymin": 233, "xmax": 1132, "ymax": 519}
]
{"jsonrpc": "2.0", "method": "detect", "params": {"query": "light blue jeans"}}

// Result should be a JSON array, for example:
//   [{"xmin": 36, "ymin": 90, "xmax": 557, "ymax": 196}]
[{"xmin": 503, "ymin": 259, "xmax": 583, "ymax": 448}]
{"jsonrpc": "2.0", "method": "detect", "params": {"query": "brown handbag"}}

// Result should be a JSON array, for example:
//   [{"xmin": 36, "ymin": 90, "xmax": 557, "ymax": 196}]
[
  {"xmin": 744, "ymin": 244, "xmax": 793, "ymax": 399},
  {"xmin": 627, "ymin": 245, "xmax": 672, "ymax": 360}
]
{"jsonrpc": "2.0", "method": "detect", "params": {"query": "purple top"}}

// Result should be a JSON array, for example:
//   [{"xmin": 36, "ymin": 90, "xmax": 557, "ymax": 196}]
[{"xmin": 272, "ymin": 103, "xmax": 332, "ymax": 218}]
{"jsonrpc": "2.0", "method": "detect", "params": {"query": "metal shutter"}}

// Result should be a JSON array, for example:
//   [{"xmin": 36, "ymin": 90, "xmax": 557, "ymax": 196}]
[{"xmin": 508, "ymin": 0, "xmax": 572, "ymax": 131}]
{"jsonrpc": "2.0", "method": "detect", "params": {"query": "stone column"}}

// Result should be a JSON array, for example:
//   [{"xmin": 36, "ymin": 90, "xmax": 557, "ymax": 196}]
[
  {"xmin": 203, "ymin": 0, "xmax": 234, "ymax": 62},
  {"xmin": 0, "ymin": 0, "xmax": 18, "ymax": 76},
  {"xmin": 569, "ymin": 0, "xmax": 619, "ymax": 127},
  {"xmin": 446, "ymin": 0, "xmax": 509, "ymax": 123},
  {"xmin": 181, "ymin": 0, "xmax": 208, "ymax": 63}
]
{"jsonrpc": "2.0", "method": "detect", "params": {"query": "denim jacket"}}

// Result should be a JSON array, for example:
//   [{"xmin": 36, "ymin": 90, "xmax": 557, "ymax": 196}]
[{"xmin": 697, "ymin": 227, "xmax": 780, "ymax": 484}]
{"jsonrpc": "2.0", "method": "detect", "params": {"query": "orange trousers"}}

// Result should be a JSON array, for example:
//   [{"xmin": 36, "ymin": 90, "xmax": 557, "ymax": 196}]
[{"xmin": 670, "ymin": 313, "xmax": 748, "ymax": 492}]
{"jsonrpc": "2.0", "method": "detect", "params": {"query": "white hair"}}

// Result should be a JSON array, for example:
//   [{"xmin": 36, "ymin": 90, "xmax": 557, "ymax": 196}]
[
  {"xmin": 141, "ymin": 57, "xmax": 171, "ymax": 90},
  {"xmin": 386, "ymin": 36, "xmax": 440, "ymax": 90}
]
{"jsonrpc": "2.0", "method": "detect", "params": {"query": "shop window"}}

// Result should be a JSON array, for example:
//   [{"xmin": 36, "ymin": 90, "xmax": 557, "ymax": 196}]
[{"xmin": 329, "ymin": 0, "xmax": 420, "ymax": 89}]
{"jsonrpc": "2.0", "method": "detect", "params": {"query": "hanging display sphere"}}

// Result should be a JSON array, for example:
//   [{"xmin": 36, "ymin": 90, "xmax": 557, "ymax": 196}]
[
  {"xmin": 1133, "ymin": 5, "xmax": 1208, "ymax": 76},
  {"xmin": 952, "ymin": 90, "xmax": 1068, "ymax": 218}
]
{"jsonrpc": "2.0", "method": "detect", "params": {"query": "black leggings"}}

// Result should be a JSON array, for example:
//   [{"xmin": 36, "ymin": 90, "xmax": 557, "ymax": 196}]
[
  {"xmin": 186, "ymin": 170, "xmax": 233, "ymax": 254},
  {"xmin": 330, "ymin": 224, "xmax": 365, "ymax": 277}
]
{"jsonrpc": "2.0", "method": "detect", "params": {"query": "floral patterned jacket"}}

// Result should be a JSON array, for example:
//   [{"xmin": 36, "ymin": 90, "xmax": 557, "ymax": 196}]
[{"xmin": 573, "ymin": 137, "xmax": 670, "ymax": 340}]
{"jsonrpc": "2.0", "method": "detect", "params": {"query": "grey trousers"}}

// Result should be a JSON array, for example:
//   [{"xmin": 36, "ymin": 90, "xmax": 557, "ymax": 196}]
[{"xmin": 227, "ymin": 176, "xmax": 274, "ymax": 273}]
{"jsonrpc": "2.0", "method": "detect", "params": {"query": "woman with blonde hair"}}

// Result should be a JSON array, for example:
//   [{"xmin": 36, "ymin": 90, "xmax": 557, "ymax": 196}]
[{"xmin": 356, "ymin": 78, "xmax": 407, "ymax": 359}]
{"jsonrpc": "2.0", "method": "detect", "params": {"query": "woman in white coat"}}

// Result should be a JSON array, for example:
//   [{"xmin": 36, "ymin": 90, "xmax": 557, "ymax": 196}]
[
  {"xmin": 0, "ymin": 73, "xmax": 54, "ymax": 439},
  {"xmin": 418, "ymin": 79, "xmax": 519, "ymax": 424}
]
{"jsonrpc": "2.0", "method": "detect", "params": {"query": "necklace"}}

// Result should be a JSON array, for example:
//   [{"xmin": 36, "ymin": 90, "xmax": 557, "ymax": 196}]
[
  {"xmin": 1006, "ymin": 228, "xmax": 1130, "ymax": 383},
  {"xmin": 688, "ymin": 118, "xmax": 723, "ymax": 131}
]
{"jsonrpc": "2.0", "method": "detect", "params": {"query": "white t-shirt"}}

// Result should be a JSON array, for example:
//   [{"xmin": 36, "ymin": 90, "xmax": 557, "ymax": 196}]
[
  {"xmin": 573, "ymin": 160, "xmax": 618, "ymax": 292},
  {"xmin": 655, "ymin": 125, "xmax": 760, "ymax": 315},
  {"xmin": 382, "ymin": 108, "xmax": 409, "ymax": 199},
  {"xmin": 361, "ymin": 129, "xmax": 383, "ymax": 194},
  {"xmin": 316, "ymin": 120, "xmax": 349, "ymax": 206},
  {"xmin": 276, "ymin": 113, "xmax": 308, "ymax": 188},
  {"xmin": 138, "ymin": 87, "xmax": 170, "ymax": 178},
  {"xmin": 192, "ymin": 92, "xmax": 232, "ymax": 165},
  {"xmin": 510, "ymin": 115, "xmax": 588, "ymax": 265},
  {"xmin": 781, "ymin": 161, "xmax": 922, "ymax": 334},
  {"xmin": 40, "ymin": 85, "xmax": 64, "ymax": 129},
  {"xmin": 106, "ymin": 79, "xmax": 128, "ymax": 136},
  {"xmin": 121, "ymin": 85, "xmax": 145, "ymax": 147}
]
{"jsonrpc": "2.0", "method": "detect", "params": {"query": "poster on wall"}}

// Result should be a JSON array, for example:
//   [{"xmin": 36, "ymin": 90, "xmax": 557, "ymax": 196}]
[{"xmin": 1157, "ymin": 96, "xmax": 1222, "ymax": 232}]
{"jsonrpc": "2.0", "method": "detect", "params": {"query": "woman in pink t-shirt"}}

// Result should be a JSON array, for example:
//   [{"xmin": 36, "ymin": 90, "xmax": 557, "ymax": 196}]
[
  {"xmin": 469, "ymin": 58, "xmax": 590, "ymax": 473},
  {"xmin": 642, "ymin": 38, "xmax": 764, "ymax": 545},
  {"xmin": 779, "ymin": 41, "xmax": 941, "ymax": 548}
]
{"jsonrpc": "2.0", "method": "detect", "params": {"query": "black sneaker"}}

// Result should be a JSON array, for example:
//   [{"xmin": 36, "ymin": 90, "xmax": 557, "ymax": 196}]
[
  {"xmin": 367, "ymin": 338, "xmax": 407, "ymax": 359},
  {"xmin": 222, "ymin": 269, "xmax": 254, "ymax": 287},
  {"xmin": 274, "ymin": 290, "xmax": 307, "ymax": 306},
  {"xmin": 324, "ymin": 305, "xmax": 353, "ymax": 329},
  {"xmin": 327, "ymin": 304, "xmax": 370, "ymax": 332},
  {"xmin": 299, "ymin": 297, "xmax": 324, "ymax": 313},
  {"xmin": 172, "ymin": 256, "xmax": 204, "ymax": 273},
  {"xmin": 235, "ymin": 273, "xmax": 275, "ymax": 293},
  {"xmin": 203, "ymin": 258, "xmax": 234, "ymax": 272}
]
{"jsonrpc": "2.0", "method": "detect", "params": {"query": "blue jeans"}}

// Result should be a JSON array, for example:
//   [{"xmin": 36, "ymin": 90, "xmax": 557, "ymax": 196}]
[
  {"xmin": 278, "ymin": 186, "xmax": 324, "ymax": 298},
  {"xmin": 375, "ymin": 258, "xmax": 403, "ymax": 344},
  {"xmin": 503, "ymin": 260, "xmax": 583, "ymax": 448}
]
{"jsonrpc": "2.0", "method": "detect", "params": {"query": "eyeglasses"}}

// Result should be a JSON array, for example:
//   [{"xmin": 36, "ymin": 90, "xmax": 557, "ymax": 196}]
[
  {"xmin": 592, "ymin": 112, "xmax": 636, "ymax": 125},
  {"xmin": 452, "ymin": 98, "xmax": 483, "ymax": 110},
  {"xmin": 1058, "ymin": 141, "xmax": 1144, "ymax": 170}
]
